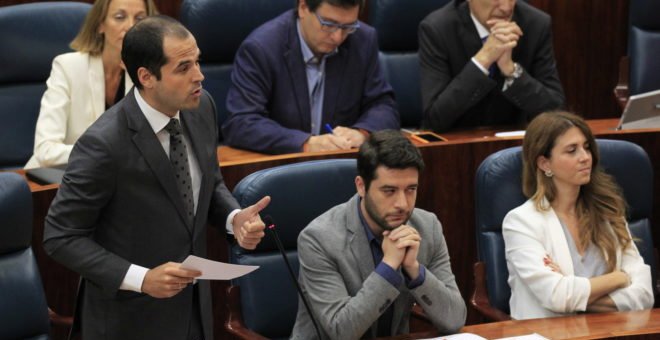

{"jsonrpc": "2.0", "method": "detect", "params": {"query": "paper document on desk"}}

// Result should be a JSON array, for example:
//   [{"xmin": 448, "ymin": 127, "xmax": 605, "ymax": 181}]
[
  {"xmin": 418, "ymin": 332, "xmax": 487, "ymax": 340},
  {"xmin": 495, "ymin": 333, "xmax": 549, "ymax": 340},
  {"xmin": 495, "ymin": 130, "xmax": 526, "ymax": 137},
  {"xmin": 181, "ymin": 255, "xmax": 258, "ymax": 280}
]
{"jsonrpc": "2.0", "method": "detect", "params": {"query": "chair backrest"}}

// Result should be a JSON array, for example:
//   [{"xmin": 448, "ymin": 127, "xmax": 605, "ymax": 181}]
[
  {"xmin": 628, "ymin": 0, "xmax": 660, "ymax": 95},
  {"xmin": 0, "ymin": 172, "xmax": 50, "ymax": 339},
  {"xmin": 0, "ymin": 2, "xmax": 91, "ymax": 169},
  {"xmin": 475, "ymin": 145, "xmax": 525, "ymax": 313},
  {"xmin": 179, "ymin": 0, "xmax": 292, "ymax": 142},
  {"xmin": 369, "ymin": 0, "xmax": 450, "ymax": 128},
  {"xmin": 475, "ymin": 139, "xmax": 656, "ymax": 314},
  {"xmin": 231, "ymin": 159, "xmax": 357, "ymax": 338}
]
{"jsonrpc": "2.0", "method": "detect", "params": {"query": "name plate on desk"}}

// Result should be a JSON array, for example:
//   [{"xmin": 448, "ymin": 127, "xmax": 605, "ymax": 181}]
[{"xmin": 25, "ymin": 164, "xmax": 66, "ymax": 185}]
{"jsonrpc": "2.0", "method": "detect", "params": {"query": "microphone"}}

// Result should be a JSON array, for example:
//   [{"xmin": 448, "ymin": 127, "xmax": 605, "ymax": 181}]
[{"xmin": 263, "ymin": 215, "xmax": 323, "ymax": 339}]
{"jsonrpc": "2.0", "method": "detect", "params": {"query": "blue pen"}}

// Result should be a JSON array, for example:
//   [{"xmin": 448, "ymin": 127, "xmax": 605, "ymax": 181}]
[{"xmin": 324, "ymin": 123, "xmax": 334, "ymax": 134}]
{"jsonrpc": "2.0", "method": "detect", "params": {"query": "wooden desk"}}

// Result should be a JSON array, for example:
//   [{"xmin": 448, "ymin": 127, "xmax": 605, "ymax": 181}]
[
  {"xmin": 380, "ymin": 309, "xmax": 660, "ymax": 339},
  {"xmin": 23, "ymin": 119, "xmax": 660, "ymax": 339},
  {"xmin": 460, "ymin": 308, "xmax": 660, "ymax": 339}
]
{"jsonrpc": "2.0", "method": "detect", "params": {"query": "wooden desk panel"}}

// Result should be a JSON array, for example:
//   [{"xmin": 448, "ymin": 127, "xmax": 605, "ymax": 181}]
[
  {"xmin": 460, "ymin": 308, "xmax": 660, "ymax": 340},
  {"xmin": 24, "ymin": 119, "xmax": 660, "ymax": 339},
  {"xmin": 381, "ymin": 309, "xmax": 660, "ymax": 339}
]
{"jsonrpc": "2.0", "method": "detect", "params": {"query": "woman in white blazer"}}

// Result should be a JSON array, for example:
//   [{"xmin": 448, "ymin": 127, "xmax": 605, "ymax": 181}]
[
  {"xmin": 25, "ymin": 0, "xmax": 157, "ymax": 169},
  {"xmin": 503, "ymin": 111, "xmax": 653, "ymax": 320}
]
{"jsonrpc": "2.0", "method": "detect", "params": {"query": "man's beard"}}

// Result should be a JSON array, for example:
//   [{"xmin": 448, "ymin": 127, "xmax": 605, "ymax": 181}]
[{"xmin": 363, "ymin": 194, "xmax": 411, "ymax": 232}]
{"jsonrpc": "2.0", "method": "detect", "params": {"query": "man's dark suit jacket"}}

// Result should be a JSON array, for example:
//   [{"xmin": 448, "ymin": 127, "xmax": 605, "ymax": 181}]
[
  {"xmin": 419, "ymin": 0, "xmax": 565, "ymax": 132},
  {"xmin": 43, "ymin": 89, "xmax": 239, "ymax": 340},
  {"xmin": 223, "ymin": 10, "xmax": 400, "ymax": 154}
]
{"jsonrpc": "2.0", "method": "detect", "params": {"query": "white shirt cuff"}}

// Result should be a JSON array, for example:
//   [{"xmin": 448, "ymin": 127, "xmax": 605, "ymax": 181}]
[
  {"xmin": 503, "ymin": 78, "xmax": 514, "ymax": 91},
  {"xmin": 226, "ymin": 208, "xmax": 241, "ymax": 234},
  {"xmin": 119, "ymin": 264, "xmax": 149, "ymax": 293},
  {"xmin": 471, "ymin": 57, "xmax": 489, "ymax": 75}
]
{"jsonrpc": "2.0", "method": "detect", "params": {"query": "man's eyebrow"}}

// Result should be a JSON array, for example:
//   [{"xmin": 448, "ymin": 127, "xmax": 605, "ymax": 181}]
[{"xmin": 176, "ymin": 59, "xmax": 192, "ymax": 68}]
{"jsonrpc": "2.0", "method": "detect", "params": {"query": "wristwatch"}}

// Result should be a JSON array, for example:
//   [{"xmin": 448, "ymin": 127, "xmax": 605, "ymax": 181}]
[
  {"xmin": 504, "ymin": 63, "xmax": 523, "ymax": 89},
  {"xmin": 507, "ymin": 62, "xmax": 523, "ymax": 80}
]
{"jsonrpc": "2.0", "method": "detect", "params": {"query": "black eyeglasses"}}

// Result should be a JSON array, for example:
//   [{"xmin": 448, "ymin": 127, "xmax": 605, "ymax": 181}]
[{"xmin": 314, "ymin": 12, "xmax": 360, "ymax": 34}]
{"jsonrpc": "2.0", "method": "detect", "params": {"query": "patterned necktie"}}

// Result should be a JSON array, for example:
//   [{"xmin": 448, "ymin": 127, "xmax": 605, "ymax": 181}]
[{"xmin": 165, "ymin": 118, "xmax": 194, "ymax": 225}]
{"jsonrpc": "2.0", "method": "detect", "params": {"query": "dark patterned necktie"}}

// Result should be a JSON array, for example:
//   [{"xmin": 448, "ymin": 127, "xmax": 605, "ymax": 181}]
[{"xmin": 165, "ymin": 118, "xmax": 194, "ymax": 225}]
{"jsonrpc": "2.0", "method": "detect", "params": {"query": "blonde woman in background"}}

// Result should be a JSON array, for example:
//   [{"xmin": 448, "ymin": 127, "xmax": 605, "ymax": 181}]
[
  {"xmin": 503, "ymin": 111, "xmax": 653, "ymax": 319},
  {"xmin": 25, "ymin": 0, "xmax": 157, "ymax": 169}
]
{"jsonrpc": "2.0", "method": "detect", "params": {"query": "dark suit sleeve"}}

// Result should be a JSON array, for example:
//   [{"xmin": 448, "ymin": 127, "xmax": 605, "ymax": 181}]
[
  {"xmin": 419, "ymin": 19, "xmax": 499, "ymax": 132},
  {"xmin": 42, "ymin": 129, "xmax": 129, "ymax": 293},
  {"xmin": 350, "ymin": 28, "xmax": 400, "ymax": 133},
  {"xmin": 501, "ymin": 17, "xmax": 565, "ymax": 120},
  {"xmin": 223, "ymin": 39, "xmax": 311, "ymax": 154}
]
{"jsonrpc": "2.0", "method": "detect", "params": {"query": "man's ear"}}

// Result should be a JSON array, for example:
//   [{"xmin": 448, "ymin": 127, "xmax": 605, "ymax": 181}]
[
  {"xmin": 298, "ymin": 0, "xmax": 308, "ymax": 18},
  {"xmin": 355, "ymin": 176, "xmax": 366, "ymax": 198},
  {"xmin": 137, "ymin": 67, "xmax": 154, "ymax": 89}
]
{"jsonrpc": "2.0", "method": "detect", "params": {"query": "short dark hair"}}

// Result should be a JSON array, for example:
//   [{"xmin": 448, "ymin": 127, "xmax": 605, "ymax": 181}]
[
  {"xmin": 358, "ymin": 130, "xmax": 425, "ymax": 190},
  {"xmin": 122, "ymin": 15, "xmax": 190, "ymax": 89},
  {"xmin": 299, "ymin": 0, "xmax": 364, "ymax": 12}
]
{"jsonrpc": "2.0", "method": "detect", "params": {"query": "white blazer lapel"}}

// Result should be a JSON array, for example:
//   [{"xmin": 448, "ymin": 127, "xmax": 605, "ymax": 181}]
[{"xmin": 88, "ymin": 55, "xmax": 105, "ymax": 119}]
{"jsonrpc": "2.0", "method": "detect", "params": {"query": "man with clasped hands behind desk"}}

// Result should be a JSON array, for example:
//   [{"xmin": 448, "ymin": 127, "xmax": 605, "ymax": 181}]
[
  {"xmin": 419, "ymin": 0, "xmax": 565, "ymax": 132},
  {"xmin": 43, "ymin": 16, "xmax": 270, "ymax": 340},
  {"xmin": 292, "ymin": 130, "xmax": 466, "ymax": 339}
]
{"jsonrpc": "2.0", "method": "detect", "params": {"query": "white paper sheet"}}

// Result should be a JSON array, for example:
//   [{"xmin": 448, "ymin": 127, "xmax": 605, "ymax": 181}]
[
  {"xmin": 418, "ymin": 332, "xmax": 487, "ymax": 340},
  {"xmin": 495, "ymin": 333, "xmax": 550, "ymax": 340},
  {"xmin": 495, "ymin": 130, "xmax": 526, "ymax": 137},
  {"xmin": 181, "ymin": 255, "xmax": 258, "ymax": 280}
]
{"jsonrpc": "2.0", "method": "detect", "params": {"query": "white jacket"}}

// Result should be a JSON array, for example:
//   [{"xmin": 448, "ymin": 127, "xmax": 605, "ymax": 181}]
[
  {"xmin": 25, "ymin": 52, "xmax": 132, "ymax": 169},
  {"xmin": 503, "ymin": 199, "xmax": 653, "ymax": 320}
]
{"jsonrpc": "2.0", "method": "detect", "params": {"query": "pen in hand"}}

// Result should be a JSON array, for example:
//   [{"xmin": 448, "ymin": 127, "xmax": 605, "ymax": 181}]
[{"xmin": 324, "ymin": 123, "xmax": 334, "ymax": 134}]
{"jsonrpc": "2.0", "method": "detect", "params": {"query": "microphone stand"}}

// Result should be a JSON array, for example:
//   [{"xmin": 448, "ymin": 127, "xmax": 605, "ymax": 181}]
[{"xmin": 264, "ymin": 216, "xmax": 323, "ymax": 340}]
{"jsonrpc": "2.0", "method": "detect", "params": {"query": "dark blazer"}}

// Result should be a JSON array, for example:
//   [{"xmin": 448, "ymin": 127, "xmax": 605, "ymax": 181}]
[
  {"xmin": 43, "ymin": 89, "xmax": 239, "ymax": 340},
  {"xmin": 419, "ymin": 0, "xmax": 565, "ymax": 132},
  {"xmin": 223, "ymin": 10, "xmax": 400, "ymax": 154}
]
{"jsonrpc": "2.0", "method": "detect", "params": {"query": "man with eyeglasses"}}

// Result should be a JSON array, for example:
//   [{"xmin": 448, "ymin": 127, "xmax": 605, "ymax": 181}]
[{"xmin": 223, "ymin": 0, "xmax": 399, "ymax": 154}]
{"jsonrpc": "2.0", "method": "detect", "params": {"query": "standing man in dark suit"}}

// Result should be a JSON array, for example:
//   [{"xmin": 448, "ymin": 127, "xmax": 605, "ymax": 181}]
[
  {"xmin": 223, "ymin": 0, "xmax": 400, "ymax": 154},
  {"xmin": 43, "ymin": 16, "xmax": 270, "ymax": 340},
  {"xmin": 419, "ymin": 0, "xmax": 565, "ymax": 132}
]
